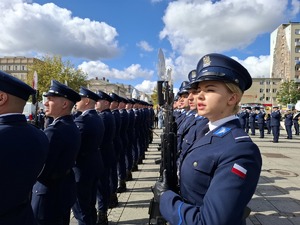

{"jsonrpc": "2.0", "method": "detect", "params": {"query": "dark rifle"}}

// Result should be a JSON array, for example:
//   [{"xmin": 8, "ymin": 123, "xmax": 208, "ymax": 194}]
[{"xmin": 148, "ymin": 80, "xmax": 178, "ymax": 225}]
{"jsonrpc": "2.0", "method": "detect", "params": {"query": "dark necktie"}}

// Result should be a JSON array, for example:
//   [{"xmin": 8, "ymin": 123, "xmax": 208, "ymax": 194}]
[{"xmin": 198, "ymin": 124, "xmax": 209, "ymax": 139}]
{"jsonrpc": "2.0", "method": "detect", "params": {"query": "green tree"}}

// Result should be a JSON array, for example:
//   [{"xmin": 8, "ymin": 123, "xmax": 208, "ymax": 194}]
[
  {"xmin": 151, "ymin": 86, "xmax": 158, "ymax": 106},
  {"xmin": 27, "ymin": 55, "xmax": 88, "ymax": 101},
  {"xmin": 276, "ymin": 80, "xmax": 300, "ymax": 106}
]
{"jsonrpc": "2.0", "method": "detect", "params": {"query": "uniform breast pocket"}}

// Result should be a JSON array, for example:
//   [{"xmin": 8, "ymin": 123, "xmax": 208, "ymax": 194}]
[{"xmin": 190, "ymin": 158, "xmax": 215, "ymax": 194}]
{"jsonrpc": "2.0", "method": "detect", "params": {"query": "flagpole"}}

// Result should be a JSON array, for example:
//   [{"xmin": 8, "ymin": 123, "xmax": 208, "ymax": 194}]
[{"xmin": 33, "ymin": 71, "xmax": 39, "ymax": 127}]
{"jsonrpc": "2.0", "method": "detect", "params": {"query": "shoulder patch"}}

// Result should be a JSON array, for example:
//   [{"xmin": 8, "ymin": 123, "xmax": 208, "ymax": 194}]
[{"xmin": 213, "ymin": 126, "xmax": 231, "ymax": 137}]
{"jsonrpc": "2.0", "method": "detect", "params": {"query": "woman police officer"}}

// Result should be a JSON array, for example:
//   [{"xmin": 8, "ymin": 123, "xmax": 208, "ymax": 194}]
[{"xmin": 153, "ymin": 53, "xmax": 262, "ymax": 225}]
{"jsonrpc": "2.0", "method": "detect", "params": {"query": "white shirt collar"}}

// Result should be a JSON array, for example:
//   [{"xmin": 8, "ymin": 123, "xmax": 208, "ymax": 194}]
[{"xmin": 208, "ymin": 115, "xmax": 238, "ymax": 132}]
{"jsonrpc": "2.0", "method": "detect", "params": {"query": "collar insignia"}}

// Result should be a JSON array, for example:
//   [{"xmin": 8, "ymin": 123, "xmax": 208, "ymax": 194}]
[{"xmin": 213, "ymin": 126, "xmax": 231, "ymax": 136}]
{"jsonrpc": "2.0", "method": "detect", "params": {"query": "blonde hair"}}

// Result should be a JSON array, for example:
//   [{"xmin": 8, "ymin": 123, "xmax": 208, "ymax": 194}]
[{"xmin": 225, "ymin": 82, "xmax": 243, "ymax": 114}]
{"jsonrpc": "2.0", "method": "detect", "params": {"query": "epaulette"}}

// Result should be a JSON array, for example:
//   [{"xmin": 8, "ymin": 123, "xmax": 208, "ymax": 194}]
[{"xmin": 231, "ymin": 128, "xmax": 251, "ymax": 143}]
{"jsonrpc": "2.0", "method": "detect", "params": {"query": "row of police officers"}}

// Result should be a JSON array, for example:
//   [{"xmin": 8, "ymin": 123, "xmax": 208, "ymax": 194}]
[
  {"xmin": 237, "ymin": 105, "xmax": 300, "ymax": 142},
  {"xmin": 0, "ymin": 70, "xmax": 154, "ymax": 225}
]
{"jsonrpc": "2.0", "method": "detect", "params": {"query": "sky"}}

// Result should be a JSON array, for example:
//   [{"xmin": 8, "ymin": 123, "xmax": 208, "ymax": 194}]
[{"xmin": 1, "ymin": 0, "xmax": 300, "ymax": 95}]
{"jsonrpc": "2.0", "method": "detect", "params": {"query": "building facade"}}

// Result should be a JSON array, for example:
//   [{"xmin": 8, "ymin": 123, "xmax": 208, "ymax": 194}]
[
  {"xmin": 242, "ymin": 78, "xmax": 281, "ymax": 108},
  {"xmin": 270, "ymin": 22, "xmax": 300, "ymax": 83},
  {"xmin": 0, "ymin": 56, "xmax": 41, "ymax": 82}
]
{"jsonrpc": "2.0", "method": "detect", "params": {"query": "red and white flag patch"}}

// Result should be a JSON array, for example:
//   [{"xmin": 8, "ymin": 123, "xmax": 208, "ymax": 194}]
[{"xmin": 231, "ymin": 163, "xmax": 247, "ymax": 179}]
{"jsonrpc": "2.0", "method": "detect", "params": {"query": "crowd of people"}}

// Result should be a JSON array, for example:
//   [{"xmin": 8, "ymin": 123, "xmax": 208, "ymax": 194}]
[
  {"xmin": 237, "ymin": 105, "xmax": 300, "ymax": 143},
  {"xmin": 0, "ymin": 70, "xmax": 154, "ymax": 225}
]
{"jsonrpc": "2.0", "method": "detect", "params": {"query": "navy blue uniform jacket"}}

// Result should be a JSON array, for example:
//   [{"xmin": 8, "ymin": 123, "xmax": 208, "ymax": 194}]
[
  {"xmin": 0, "ymin": 114, "xmax": 49, "ymax": 225},
  {"xmin": 74, "ymin": 109, "xmax": 104, "ymax": 180},
  {"xmin": 31, "ymin": 115, "xmax": 81, "ymax": 220},
  {"xmin": 160, "ymin": 119, "xmax": 262, "ymax": 225}
]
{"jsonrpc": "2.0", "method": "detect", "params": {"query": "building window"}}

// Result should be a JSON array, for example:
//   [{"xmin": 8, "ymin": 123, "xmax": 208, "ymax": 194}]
[
  {"xmin": 273, "ymin": 89, "xmax": 277, "ymax": 93},
  {"xmin": 260, "ymin": 81, "xmax": 264, "ymax": 85},
  {"xmin": 14, "ymin": 66, "xmax": 18, "ymax": 70},
  {"xmin": 273, "ymin": 82, "xmax": 277, "ymax": 85},
  {"xmin": 22, "ymin": 65, "xmax": 25, "ymax": 70},
  {"xmin": 266, "ymin": 89, "xmax": 270, "ymax": 93},
  {"xmin": 296, "ymin": 29, "xmax": 300, "ymax": 35},
  {"xmin": 260, "ymin": 88, "xmax": 264, "ymax": 93},
  {"xmin": 296, "ymin": 47, "xmax": 300, "ymax": 53},
  {"xmin": 266, "ymin": 97, "xmax": 270, "ymax": 101},
  {"xmin": 266, "ymin": 80, "xmax": 271, "ymax": 85},
  {"xmin": 8, "ymin": 65, "xmax": 11, "ymax": 70}
]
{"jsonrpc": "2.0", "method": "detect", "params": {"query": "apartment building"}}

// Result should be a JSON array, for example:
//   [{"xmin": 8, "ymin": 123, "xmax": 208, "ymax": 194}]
[
  {"xmin": 242, "ymin": 78, "xmax": 281, "ymax": 108},
  {"xmin": 270, "ymin": 22, "xmax": 300, "ymax": 83}
]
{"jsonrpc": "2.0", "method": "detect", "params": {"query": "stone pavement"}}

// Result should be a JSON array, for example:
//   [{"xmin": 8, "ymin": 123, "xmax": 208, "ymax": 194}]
[{"xmin": 70, "ymin": 129, "xmax": 300, "ymax": 225}]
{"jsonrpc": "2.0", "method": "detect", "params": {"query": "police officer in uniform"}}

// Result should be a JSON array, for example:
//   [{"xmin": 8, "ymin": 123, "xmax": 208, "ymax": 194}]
[
  {"xmin": 270, "ymin": 106, "xmax": 281, "ymax": 143},
  {"xmin": 31, "ymin": 80, "xmax": 81, "ymax": 225},
  {"xmin": 108, "ymin": 93, "xmax": 122, "ymax": 208},
  {"xmin": 153, "ymin": 53, "xmax": 262, "ymax": 225},
  {"xmin": 248, "ymin": 107, "xmax": 257, "ymax": 135},
  {"xmin": 125, "ymin": 98, "xmax": 135, "ymax": 181},
  {"xmin": 117, "ymin": 96, "xmax": 129, "ymax": 193},
  {"xmin": 0, "ymin": 71, "xmax": 49, "ymax": 225},
  {"xmin": 72, "ymin": 87, "xmax": 105, "ymax": 225},
  {"xmin": 256, "ymin": 106, "xmax": 266, "ymax": 138},
  {"xmin": 95, "ymin": 91, "xmax": 115, "ymax": 225},
  {"xmin": 175, "ymin": 81, "xmax": 190, "ymax": 130},
  {"xmin": 284, "ymin": 110, "xmax": 293, "ymax": 139},
  {"xmin": 238, "ymin": 106, "xmax": 248, "ymax": 132}
]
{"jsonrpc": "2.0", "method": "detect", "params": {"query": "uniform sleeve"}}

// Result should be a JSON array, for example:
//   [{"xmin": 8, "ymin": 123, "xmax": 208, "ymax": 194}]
[{"xmin": 160, "ymin": 141, "xmax": 262, "ymax": 225}]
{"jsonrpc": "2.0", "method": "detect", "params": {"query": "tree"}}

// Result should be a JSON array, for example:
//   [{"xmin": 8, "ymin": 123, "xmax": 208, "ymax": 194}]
[
  {"xmin": 151, "ymin": 86, "xmax": 158, "ymax": 106},
  {"xmin": 27, "ymin": 55, "xmax": 88, "ymax": 101},
  {"xmin": 276, "ymin": 80, "xmax": 300, "ymax": 106}
]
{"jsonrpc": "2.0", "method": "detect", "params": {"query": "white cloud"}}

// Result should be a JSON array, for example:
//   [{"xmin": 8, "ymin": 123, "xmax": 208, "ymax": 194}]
[
  {"xmin": 232, "ymin": 55, "xmax": 271, "ymax": 78},
  {"xmin": 78, "ymin": 60, "xmax": 154, "ymax": 80},
  {"xmin": 137, "ymin": 41, "xmax": 154, "ymax": 52},
  {"xmin": 134, "ymin": 80, "xmax": 157, "ymax": 94},
  {"xmin": 0, "ymin": 0, "xmax": 120, "ymax": 60},
  {"xmin": 160, "ymin": 0, "xmax": 299, "ymax": 82}
]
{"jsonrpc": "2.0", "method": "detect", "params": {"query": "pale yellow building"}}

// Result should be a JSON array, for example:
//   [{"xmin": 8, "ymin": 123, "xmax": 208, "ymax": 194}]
[
  {"xmin": 242, "ymin": 78, "xmax": 281, "ymax": 109},
  {"xmin": 0, "ymin": 56, "xmax": 41, "ymax": 82}
]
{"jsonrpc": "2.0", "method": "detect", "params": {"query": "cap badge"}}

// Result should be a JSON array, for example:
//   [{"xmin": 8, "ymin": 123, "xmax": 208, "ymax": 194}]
[
  {"xmin": 191, "ymin": 70, "xmax": 197, "ymax": 79},
  {"xmin": 203, "ymin": 55, "xmax": 211, "ymax": 67}
]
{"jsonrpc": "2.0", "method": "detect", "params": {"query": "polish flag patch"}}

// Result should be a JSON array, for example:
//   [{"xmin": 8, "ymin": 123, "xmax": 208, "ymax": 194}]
[{"xmin": 231, "ymin": 163, "xmax": 247, "ymax": 179}]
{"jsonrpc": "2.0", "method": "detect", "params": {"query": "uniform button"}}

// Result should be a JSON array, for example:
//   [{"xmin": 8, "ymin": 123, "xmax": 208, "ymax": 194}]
[{"xmin": 193, "ymin": 161, "xmax": 198, "ymax": 167}]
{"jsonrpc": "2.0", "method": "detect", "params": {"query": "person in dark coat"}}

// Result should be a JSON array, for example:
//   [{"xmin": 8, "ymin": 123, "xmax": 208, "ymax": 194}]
[
  {"xmin": 265, "ymin": 113, "xmax": 271, "ymax": 134},
  {"xmin": 270, "ymin": 106, "xmax": 281, "ymax": 143},
  {"xmin": 238, "ymin": 106, "xmax": 248, "ymax": 132},
  {"xmin": 37, "ymin": 108, "xmax": 46, "ymax": 130},
  {"xmin": 72, "ymin": 87, "xmax": 105, "ymax": 225},
  {"xmin": 248, "ymin": 107, "xmax": 257, "ymax": 135},
  {"xmin": 153, "ymin": 53, "xmax": 262, "ymax": 225},
  {"xmin": 256, "ymin": 107, "xmax": 266, "ymax": 138},
  {"xmin": 117, "ymin": 97, "xmax": 129, "ymax": 193},
  {"xmin": 284, "ymin": 110, "xmax": 293, "ymax": 139},
  {"xmin": 31, "ymin": 80, "xmax": 81, "ymax": 225},
  {"xmin": 0, "ymin": 70, "xmax": 49, "ymax": 225},
  {"xmin": 95, "ymin": 91, "xmax": 115, "ymax": 225},
  {"xmin": 125, "ymin": 98, "xmax": 135, "ymax": 181}
]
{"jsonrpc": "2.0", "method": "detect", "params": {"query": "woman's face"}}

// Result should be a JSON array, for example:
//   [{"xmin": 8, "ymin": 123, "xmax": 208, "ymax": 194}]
[{"xmin": 196, "ymin": 80, "xmax": 237, "ymax": 122}]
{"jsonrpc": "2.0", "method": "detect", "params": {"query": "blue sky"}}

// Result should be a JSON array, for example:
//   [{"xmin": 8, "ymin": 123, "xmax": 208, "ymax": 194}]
[{"xmin": 1, "ymin": 0, "xmax": 300, "ymax": 95}]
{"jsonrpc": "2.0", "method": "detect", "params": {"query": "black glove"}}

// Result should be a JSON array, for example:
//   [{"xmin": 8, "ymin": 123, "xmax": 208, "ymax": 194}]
[{"xmin": 152, "ymin": 169, "xmax": 169, "ymax": 203}]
